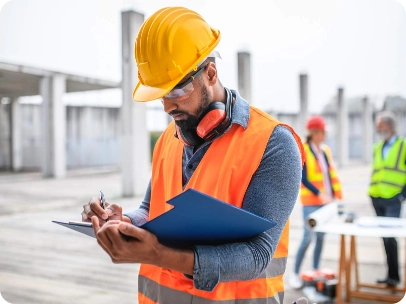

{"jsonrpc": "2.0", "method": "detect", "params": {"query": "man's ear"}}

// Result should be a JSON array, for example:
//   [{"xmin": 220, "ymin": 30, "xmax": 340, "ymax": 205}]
[{"xmin": 206, "ymin": 62, "xmax": 218, "ymax": 84}]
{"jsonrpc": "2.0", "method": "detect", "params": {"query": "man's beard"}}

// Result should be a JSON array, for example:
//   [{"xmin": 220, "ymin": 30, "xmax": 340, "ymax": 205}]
[{"xmin": 172, "ymin": 85, "xmax": 211, "ymax": 131}]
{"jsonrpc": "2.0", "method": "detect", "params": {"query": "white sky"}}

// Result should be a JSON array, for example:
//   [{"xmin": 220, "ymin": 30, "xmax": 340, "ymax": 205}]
[{"xmin": 0, "ymin": 0, "xmax": 406, "ymax": 113}]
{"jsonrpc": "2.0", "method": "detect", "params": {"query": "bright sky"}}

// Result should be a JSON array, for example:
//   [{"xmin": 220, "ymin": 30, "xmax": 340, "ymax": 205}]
[{"xmin": 0, "ymin": 0, "xmax": 406, "ymax": 113}]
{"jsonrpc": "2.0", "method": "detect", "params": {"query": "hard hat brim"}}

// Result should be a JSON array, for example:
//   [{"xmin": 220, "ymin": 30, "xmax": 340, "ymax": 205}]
[
  {"xmin": 132, "ymin": 79, "xmax": 178, "ymax": 102},
  {"xmin": 132, "ymin": 49, "xmax": 222, "ymax": 102}
]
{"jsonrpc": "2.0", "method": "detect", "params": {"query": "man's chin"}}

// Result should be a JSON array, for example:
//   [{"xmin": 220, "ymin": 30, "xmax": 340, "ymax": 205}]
[
  {"xmin": 174, "ymin": 120, "xmax": 187, "ymax": 129},
  {"xmin": 175, "ymin": 120, "xmax": 198, "ymax": 130}
]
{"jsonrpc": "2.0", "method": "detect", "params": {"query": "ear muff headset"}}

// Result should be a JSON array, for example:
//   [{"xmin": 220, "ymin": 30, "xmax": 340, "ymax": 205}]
[{"xmin": 175, "ymin": 87, "xmax": 233, "ymax": 146}]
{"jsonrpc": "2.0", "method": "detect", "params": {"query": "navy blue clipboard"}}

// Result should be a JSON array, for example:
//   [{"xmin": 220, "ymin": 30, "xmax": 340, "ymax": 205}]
[{"xmin": 53, "ymin": 189, "xmax": 276, "ymax": 248}]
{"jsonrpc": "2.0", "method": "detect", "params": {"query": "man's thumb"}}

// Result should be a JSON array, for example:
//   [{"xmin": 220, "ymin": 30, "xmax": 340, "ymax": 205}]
[{"xmin": 118, "ymin": 222, "xmax": 139, "ymax": 241}]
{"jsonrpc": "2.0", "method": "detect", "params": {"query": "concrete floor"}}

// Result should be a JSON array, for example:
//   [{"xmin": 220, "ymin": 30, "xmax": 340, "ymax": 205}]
[{"xmin": 0, "ymin": 163, "xmax": 405, "ymax": 303}]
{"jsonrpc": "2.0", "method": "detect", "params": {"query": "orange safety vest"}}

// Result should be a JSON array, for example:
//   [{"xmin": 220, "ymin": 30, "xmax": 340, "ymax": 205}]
[
  {"xmin": 138, "ymin": 106, "xmax": 304, "ymax": 304},
  {"xmin": 300, "ymin": 142, "xmax": 342, "ymax": 206}
]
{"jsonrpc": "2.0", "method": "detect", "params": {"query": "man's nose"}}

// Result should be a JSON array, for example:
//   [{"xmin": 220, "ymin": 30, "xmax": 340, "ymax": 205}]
[{"xmin": 162, "ymin": 97, "xmax": 177, "ymax": 114}]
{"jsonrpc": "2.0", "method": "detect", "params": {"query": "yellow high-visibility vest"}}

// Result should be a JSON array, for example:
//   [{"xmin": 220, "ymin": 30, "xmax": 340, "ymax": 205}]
[{"xmin": 369, "ymin": 137, "xmax": 406, "ymax": 198}]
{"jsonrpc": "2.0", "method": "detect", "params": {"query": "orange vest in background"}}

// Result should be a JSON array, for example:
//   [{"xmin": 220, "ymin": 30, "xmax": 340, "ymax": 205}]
[
  {"xmin": 300, "ymin": 142, "xmax": 342, "ymax": 206},
  {"xmin": 138, "ymin": 106, "xmax": 303, "ymax": 304}
]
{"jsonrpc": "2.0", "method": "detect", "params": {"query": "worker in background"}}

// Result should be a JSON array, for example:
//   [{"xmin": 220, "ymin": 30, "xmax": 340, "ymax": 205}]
[
  {"xmin": 369, "ymin": 111, "xmax": 406, "ymax": 287},
  {"xmin": 289, "ymin": 115, "xmax": 343, "ymax": 289},
  {"xmin": 81, "ymin": 6, "xmax": 304, "ymax": 304}
]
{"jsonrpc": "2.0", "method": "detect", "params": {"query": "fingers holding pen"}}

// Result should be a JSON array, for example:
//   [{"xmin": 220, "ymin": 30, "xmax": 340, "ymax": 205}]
[
  {"xmin": 105, "ymin": 203, "xmax": 123, "ymax": 221},
  {"xmin": 82, "ymin": 197, "xmax": 109, "ymax": 222}
]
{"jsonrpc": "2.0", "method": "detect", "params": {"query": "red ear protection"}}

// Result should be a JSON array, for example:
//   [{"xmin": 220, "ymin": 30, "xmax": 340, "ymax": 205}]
[
  {"xmin": 174, "ymin": 88, "xmax": 233, "ymax": 146},
  {"xmin": 196, "ymin": 102, "xmax": 226, "ymax": 138}
]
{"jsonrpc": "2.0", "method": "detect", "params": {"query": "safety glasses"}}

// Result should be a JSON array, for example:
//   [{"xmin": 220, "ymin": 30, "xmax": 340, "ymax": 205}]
[{"xmin": 161, "ymin": 64, "xmax": 208, "ymax": 101}]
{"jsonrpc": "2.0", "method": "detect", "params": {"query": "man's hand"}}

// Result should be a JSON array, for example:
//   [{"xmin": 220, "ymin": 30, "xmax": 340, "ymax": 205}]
[
  {"xmin": 81, "ymin": 197, "xmax": 123, "ymax": 226},
  {"xmin": 91, "ymin": 216, "xmax": 194, "ymax": 275},
  {"xmin": 91, "ymin": 216, "xmax": 161, "ymax": 264}
]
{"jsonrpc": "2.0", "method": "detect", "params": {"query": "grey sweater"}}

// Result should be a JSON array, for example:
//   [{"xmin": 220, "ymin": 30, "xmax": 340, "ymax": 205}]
[{"xmin": 124, "ymin": 90, "xmax": 302, "ymax": 291}]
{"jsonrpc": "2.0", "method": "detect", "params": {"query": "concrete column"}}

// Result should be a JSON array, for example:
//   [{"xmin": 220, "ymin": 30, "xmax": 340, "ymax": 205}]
[
  {"xmin": 0, "ymin": 98, "xmax": 11, "ymax": 169},
  {"xmin": 40, "ymin": 74, "xmax": 66, "ymax": 178},
  {"xmin": 337, "ymin": 87, "xmax": 348, "ymax": 167},
  {"xmin": 362, "ymin": 96, "xmax": 373, "ymax": 163},
  {"xmin": 299, "ymin": 74, "xmax": 309, "ymax": 138},
  {"xmin": 11, "ymin": 97, "xmax": 22, "ymax": 171},
  {"xmin": 121, "ymin": 10, "xmax": 149, "ymax": 197},
  {"xmin": 237, "ymin": 52, "xmax": 252, "ymax": 103}
]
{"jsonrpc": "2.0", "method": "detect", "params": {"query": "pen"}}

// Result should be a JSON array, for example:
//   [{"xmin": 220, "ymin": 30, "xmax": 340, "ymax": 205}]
[
  {"xmin": 99, "ymin": 190, "xmax": 130, "ymax": 240},
  {"xmin": 99, "ymin": 190, "xmax": 108, "ymax": 222}
]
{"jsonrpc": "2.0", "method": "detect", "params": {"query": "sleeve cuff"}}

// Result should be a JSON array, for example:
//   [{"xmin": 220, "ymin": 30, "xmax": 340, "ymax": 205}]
[
  {"xmin": 123, "ymin": 209, "xmax": 149, "ymax": 227},
  {"xmin": 192, "ymin": 246, "xmax": 220, "ymax": 291}
]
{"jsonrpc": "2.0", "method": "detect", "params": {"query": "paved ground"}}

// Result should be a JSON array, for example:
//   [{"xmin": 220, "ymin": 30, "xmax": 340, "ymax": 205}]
[{"xmin": 0, "ymin": 163, "xmax": 405, "ymax": 304}]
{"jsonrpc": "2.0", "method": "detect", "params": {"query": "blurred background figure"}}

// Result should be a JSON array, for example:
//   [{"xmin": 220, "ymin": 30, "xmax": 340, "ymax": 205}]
[
  {"xmin": 289, "ymin": 115, "xmax": 343, "ymax": 289},
  {"xmin": 368, "ymin": 111, "xmax": 406, "ymax": 287}
]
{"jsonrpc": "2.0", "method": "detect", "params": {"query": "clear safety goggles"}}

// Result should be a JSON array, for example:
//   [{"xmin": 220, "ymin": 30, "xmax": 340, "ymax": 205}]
[
  {"xmin": 161, "ymin": 51, "xmax": 221, "ymax": 102},
  {"xmin": 161, "ymin": 63, "xmax": 208, "ymax": 101}
]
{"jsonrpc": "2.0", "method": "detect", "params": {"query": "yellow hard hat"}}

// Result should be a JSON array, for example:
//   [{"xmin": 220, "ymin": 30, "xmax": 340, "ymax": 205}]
[{"xmin": 132, "ymin": 7, "xmax": 221, "ymax": 102}]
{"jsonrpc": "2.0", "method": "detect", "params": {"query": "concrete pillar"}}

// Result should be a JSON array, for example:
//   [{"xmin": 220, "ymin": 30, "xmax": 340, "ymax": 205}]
[
  {"xmin": 11, "ymin": 97, "xmax": 22, "ymax": 171},
  {"xmin": 40, "ymin": 74, "xmax": 66, "ymax": 178},
  {"xmin": 362, "ymin": 96, "xmax": 373, "ymax": 163},
  {"xmin": 237, "ymin": 52, "xmax": 252, "ymax": 103},
  {"xmin": 299, "ymin": 74, "xmax": 309, "ymax": 138},
  {"xmin": 121, "ymin": 10, "xmax": 149, "ymax": 197},
  {"xmin": 337, "ymin": 87, "xmax": 348, "ymax": 167},
  {"xmin": 0, "ymin": 98, "xmax": 11, "ymax": 169}
]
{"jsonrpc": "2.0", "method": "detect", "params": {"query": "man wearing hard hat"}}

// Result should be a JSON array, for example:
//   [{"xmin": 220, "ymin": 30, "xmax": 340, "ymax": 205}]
[{"xmin": 82, "ymin": 7, "xmax": 303, "ymax": 304}]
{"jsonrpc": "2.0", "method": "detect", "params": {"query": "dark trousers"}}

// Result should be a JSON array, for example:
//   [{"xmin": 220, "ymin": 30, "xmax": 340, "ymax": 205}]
[{"xmin": 371, "ymin": 196, "xmax": 402, "ymax": 281}]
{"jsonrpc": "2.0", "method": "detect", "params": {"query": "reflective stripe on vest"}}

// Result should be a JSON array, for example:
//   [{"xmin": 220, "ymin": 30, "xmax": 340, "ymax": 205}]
[
  {"xmin": 138, "ymin": 257, "xmax": 288, "ymax": 304},
  {"xmin": 369, "ymin": 138, "xmax": 406, "ymax": 198},
  {"xmin": 300, "ymin": 143, "xmax": 343, "ymax": 206},
  {"xmin": 138, "ymin": 277, "xmax": 284, "ymax": 304},
  {"xmin": 139, "ymin": 106, "xmax": 304, "ymax": 304}
]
